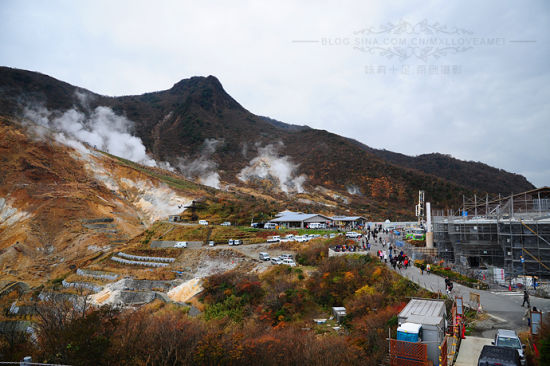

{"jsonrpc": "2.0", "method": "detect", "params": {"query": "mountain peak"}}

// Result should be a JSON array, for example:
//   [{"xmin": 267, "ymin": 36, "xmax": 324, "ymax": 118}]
[
  {"xmin": 168, "ymin": 75, "xmax": 242, "ymax": 111},
  {"xmin": 170, "ymin": 75, "xmax": 222, "ymax": 93}
]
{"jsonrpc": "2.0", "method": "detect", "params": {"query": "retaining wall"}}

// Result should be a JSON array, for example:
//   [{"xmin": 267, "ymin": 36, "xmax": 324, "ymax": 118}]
[
  {"xmin": 62, "ymin": 279, "xmax": 103, "ymax": 292},
  {"xmin": 117, "ymin": 252, "xmax": 175, "ymax": 262},
  {"xmin": 111, "ymin": 256, "xmax": 169, "ymax": 267},
  {"xmin": 76, "ymin": 268, "xmax": 119, "ymax": 281}
]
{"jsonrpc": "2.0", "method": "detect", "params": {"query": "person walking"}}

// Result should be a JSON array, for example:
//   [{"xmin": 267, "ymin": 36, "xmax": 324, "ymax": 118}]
[
  {"xmin": 420, "ymin": 263, "xmax": 425, "ymax": 275},
  {"xmin": 522, "ymin": 290, "xmax": 530, "ymax": 307}
]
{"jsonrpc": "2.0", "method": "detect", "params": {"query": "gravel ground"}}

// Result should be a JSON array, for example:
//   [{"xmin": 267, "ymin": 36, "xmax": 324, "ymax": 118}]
[{"xmin": 204, "ymin": 242, "xmax": 297, "ymax": 272}]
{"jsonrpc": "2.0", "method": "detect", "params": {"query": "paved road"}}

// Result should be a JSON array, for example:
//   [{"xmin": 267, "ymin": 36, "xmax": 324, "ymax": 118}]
[
  {"xmin": 454, "ymin": 336, "xmax": 493, "ymax": 366},
  {"xmin": 367, "ymin": 232, "xmax": 550, "ymax": 337}
]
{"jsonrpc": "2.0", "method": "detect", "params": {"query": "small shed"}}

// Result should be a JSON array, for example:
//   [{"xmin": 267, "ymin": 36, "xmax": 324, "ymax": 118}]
[
  {"xmin": 332, "ymin": 306, "xmax": 347, "ymax": 323},
  {"xmin": 398, "ymin": 299, "xmax": 446, "ymax": 366},
  {"xmin": 331, "ymin": 216, "xmax": 366, "ymax": 229},
  {"xmin": 168, "ymin": 215, "xmax": 182, "ymax": 222}
]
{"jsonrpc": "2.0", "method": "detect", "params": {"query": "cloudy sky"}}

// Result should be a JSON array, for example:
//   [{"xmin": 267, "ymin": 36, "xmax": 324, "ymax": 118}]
[{"xmin": 1, "ymin": 1, "xmax": 549, "ymax": 187}]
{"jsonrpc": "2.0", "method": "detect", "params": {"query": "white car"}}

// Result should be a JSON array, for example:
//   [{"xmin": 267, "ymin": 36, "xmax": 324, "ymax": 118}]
[
  {"xmin": 280, "ymin": 254, "xmax": 293, "ymax": 260},
  {"xmin": 282, "ymin": 259, "xmax": 296, "ymax": 267},
  {"xmin": 228, "ymin": 239, "xmax": 234, "ymax": 245},
  {"xmin": 234, "ymin": 239, "xmax": 242, "ymax": 245},
  {"xmin": 220, "ymin": 222, "xmax": 231, "ymax": 226},
  {"xmin": 295, "ymin": 235, "xmax": 309, "ymax": 243},
  {"xmin": 345, "ymin": 231, "xmax": 360, "ymax": 238},
  {"xmin": 267, "ymin": 236, "xmax": 280, "ymax": 243},
  {"xmin": 271, "ymin": 257, "xmax": 283, "ymax": 265},
  {"xmin": 174, "ymin": 241, "xmax": 187, "ymax": 248},
  {"xmin": 329, "ymin": 233, "xmax": 337, "ymax": 238},
  {"xmin": 199, "ymin": 220, "xmax": 209, "ymax": 225},
  {"xmin": 208, "ymin": 241, "xmax": 215, "ymax": 247}
]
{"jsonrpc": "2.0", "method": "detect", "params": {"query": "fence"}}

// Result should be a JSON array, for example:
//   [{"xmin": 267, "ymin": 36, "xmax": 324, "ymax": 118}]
[
  {"xmin": 389, "ymin": 339, "xmax": 428, "ymax": 366},
  {"xmin": 439, "ymin": 336, "xmax": 448, "ymax": 366}
]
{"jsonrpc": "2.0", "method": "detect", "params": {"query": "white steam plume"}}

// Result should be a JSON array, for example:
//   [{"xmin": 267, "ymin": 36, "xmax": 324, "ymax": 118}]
[
  {"xmin": 23, "ymin": 102, "xmax": 163, "ymax": 168},
  {"xmin": 176, "ymin": 138, "xmax": 222, "ymax": 189},
  {"xmin": 238, "ymin": 142, "xmax": 306, "ymax": 193},
  {"xmin": 347, "ymin": 185, "xmax": 361, "ymax": 195}
]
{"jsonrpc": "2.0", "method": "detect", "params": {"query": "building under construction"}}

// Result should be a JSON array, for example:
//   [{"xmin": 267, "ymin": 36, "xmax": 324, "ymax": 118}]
[{"xmin": 432, "ymin": 187, "xmax": 550, "ymax": 279}]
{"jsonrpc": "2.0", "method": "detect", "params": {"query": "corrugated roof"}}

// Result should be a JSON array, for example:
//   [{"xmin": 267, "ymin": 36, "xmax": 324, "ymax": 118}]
[
  {"xmin": 331, "ymin": 216, "xmax": 365, "ymax": 221},
  {"xmin": 398, "ymin": 299, "xmax": 446, "ymax": 323},
  {"xmin": 275, "ymin": 210, "xmax": 301, "ymax": 217},
  {"xmin": 271, "ymin": 213, "xmax": 331, "ymax": 222}
]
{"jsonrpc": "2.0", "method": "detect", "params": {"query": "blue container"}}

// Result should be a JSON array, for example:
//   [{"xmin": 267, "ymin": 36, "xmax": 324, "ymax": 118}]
[{"xmin": 397, "ymin": 331, "xmax": 419, "ymax": 342}]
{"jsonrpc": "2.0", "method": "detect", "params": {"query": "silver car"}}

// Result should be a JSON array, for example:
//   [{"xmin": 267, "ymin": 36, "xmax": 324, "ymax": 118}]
[
  {"xmin": 493, "ymin": 329, "xmax": 525, "ymax": 365},
  {"xmin": 282, "ymin": 259, "xmax": 296, "ymax": 267}
]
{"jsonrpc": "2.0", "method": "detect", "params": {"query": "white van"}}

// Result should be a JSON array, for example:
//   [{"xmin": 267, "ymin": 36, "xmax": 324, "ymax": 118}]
[
  {"xmin": 346, "ymin": 231, "xmax": 360, "ymax": 238},
  {"xmin": 264, "ymin": 222, "xmax": 277, "ymax": 229},
  {"xmin": 308, "ymin": 223, "xmax": 326, "ymax": 229},
  {"xmin": 174, "ymin": 241, "xmax": 187, "ymax": 248},
  {"xmin": 259, "ymin": 252, "xmax": 270, "ymax": 261},
  {"xmin": 199, "ymin": 220, "xmax": 209, "ymax": 225},
  {"xmin": 267, "ymin": 236, "xmax": 280, "ymax": 243}
]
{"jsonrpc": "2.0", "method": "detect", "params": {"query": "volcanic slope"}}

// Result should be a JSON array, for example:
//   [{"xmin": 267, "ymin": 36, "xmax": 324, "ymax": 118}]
[
  {"xmin": 0, "ymin": 117, "xmax": 361, "ymax": 283},
  {"xmin": 0, "ymin": 117, "xmax": 205, "ymax": 283},
  {"xmin": 0, "ymin": 67, "xmax": 535, "ymax": 213}
]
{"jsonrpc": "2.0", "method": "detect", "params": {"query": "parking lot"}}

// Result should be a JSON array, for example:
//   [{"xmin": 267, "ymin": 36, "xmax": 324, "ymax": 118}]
[{"xmin": 203, "ymin": 241, "xmax": 297, "ymax": 271}]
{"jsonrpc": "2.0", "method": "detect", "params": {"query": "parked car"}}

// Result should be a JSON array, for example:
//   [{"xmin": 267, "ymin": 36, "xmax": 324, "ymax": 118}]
[
  {"xmin": 259, "ymin": 252, "xmax": 270, "ymax": 261},
  {"xmin": 280, "ymin": 254, "xmax": 293, "ymax": 260},
  {"xmin": 199, "ymin": 220, "xmax": 209, "ymax": 225},
  {"xmin": 228, "ymin": 239, "xmax": 234, "ymax": 245},
  {"xmin": 329, "ymin": 233, "xmax": 337, "ymax": 238},
  {"xmin": 478, "ymin": 345, "xmax": 521, "ymax": 366},
  {"xmin": 271, "ymin": 257, "xmax": 283, "ymax": 265},
  {"xmin": 264, "ymin": 222, "xmax": 277, "ymax": 229},
  {"xmin": 493, "ymin": 329, "xmax": 525, "ymax": 365},
  {"xmin": 295, "ymin": 235, "xmax": 309, "ymax": 243},
  {"xmin": 208, "ymin": 241, "xmax": 215, "ymax": 247},
  {"xmin": 174, "ymin": 241, "xmax": 187, "ymax": 248},
  {"xmin": 282, "ymin": 259, "xmax": 296, "ymax": 267},
  {"xmin": 345, "ymin": 231, "xmax": 360, "ymax": 238},
  {"xmin": 220, "ymin": 221, "xmax": 231, "ymax": 226},
  {"xmin": 234, "ymin": 239, "xmax": 242, "ymax": 245},
  {"xmin": 267, "ymin": 236, "xmax": 280, "ymax": 243}
]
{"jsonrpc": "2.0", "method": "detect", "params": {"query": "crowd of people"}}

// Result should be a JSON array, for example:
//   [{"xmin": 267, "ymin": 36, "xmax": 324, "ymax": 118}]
[{"xmin": 354, "ymin": 225, "xmax": 453, "ymax": 293}]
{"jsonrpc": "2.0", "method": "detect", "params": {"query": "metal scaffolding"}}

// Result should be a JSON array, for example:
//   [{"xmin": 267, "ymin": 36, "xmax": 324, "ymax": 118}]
[{"xmin": 433, "ymin": 187, "xmax": 550, "ymax": 279}]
